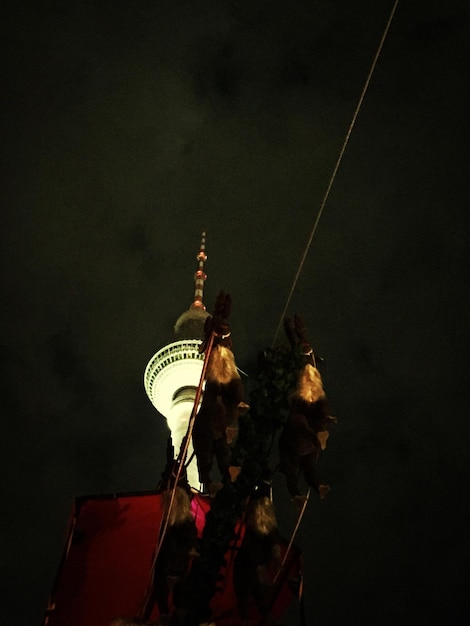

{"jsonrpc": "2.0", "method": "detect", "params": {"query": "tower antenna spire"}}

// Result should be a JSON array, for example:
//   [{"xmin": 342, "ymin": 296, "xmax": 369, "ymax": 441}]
[{"xmin": 192, "ymin": 231, "xmax": 207, "ymax": 310}]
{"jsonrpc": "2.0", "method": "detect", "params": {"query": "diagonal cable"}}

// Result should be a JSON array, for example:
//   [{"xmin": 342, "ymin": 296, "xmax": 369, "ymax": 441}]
[{"xmin": 272, "ymin": 1, "xmax": 399, "ymax": 346}]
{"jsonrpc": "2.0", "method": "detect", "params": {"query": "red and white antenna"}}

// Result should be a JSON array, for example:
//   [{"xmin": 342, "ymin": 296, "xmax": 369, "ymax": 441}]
[{"xmin": 192, "ymin": 231, "xmax": 207, "ymax": 309}]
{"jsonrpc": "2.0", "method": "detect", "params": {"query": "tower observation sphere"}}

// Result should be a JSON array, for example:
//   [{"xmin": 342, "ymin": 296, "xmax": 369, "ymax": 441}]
[{"xmin": 144, "ymin": 232, "xmax": 209, "ymax": 488}]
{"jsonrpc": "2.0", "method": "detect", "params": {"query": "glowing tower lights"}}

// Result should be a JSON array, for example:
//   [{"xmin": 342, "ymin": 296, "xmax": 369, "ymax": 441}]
[{"xmin": 144, "ymin": 232, "xmax": 209, "ymax": 488}]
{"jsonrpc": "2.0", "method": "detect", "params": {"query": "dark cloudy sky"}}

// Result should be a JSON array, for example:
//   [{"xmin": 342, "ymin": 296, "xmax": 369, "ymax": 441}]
[{"xmin": 1, "ymin": 1, "xmax": 469, "ymax": 624}]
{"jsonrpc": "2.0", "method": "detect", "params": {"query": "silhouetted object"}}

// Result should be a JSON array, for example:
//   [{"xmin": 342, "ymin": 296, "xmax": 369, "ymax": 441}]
[
  {"xmin": 156, "ymin": 438, "xmax": 191, "ymax": 496},
  {"xmin": 279, "ymin": 316, "xmax": 336, "ymax": 505},
  {"xmin": 145, "ymin": 487, "xmax": 199, "ymax": 625},
  {"xmin": 193, "ymin": 292, "xmax": 248, "ymax": 495},
  {"xmin": 233, "ymin": 489, "xmax": 282, "ymax": 625}
]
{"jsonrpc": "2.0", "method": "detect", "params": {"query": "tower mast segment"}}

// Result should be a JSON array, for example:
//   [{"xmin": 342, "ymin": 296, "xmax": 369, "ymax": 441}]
[
  {"xmin": 192, "ymin": 231, "xmax": 207, "ymax": 310},
  {"xmin": 144, "ymin": 232, "xmax": 210, "ymax": 487}
]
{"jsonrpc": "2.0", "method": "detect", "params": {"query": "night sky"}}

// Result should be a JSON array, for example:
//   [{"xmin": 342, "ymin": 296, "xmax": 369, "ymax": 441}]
[{"xmin": 1, "ymin": 1, "xmax": 469, "ymax": 624}]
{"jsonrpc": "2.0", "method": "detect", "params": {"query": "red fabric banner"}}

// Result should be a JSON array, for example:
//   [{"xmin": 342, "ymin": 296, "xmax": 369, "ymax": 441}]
[{"xmin": 43, "ymin": 492, "xmax": 301, "ymax": 626}]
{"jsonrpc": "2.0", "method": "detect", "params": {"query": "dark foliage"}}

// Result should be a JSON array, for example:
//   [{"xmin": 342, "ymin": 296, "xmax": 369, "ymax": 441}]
[{"xmin": 186, "ymin": 343, "xmax": 304, "ymax": 624}]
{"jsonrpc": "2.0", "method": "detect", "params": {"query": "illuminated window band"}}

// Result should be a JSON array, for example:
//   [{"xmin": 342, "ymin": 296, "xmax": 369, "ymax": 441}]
[{"xmin": 144, "ymin": 340, "xmax": 205, "ymax": 416}]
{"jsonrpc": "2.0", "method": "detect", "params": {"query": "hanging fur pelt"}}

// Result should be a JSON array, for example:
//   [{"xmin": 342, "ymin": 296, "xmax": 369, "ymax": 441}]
[
  {"xmin": 279, "ymin": 316, "xmax": 336, "ymax": 504},
  {"xmin": 152, "ymin": 487, "xmax": 199, "ymax": 625},
  {"xmin": 133, "ymin": 486, "xmax": 199, "ymax": 626},
  {"xmin": 233, "ymin": 491, "xmax": 282, "ymax": 624},
  {"xmin": 192, "ymin": 292, "xmax": 248, "ymax": 495}
]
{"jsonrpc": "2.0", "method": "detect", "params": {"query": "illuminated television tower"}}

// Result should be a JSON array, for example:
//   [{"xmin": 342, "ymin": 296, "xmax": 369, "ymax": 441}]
[{"xmin": 144, "ymin": 232, "xmax": 209, "ymax": 488}]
